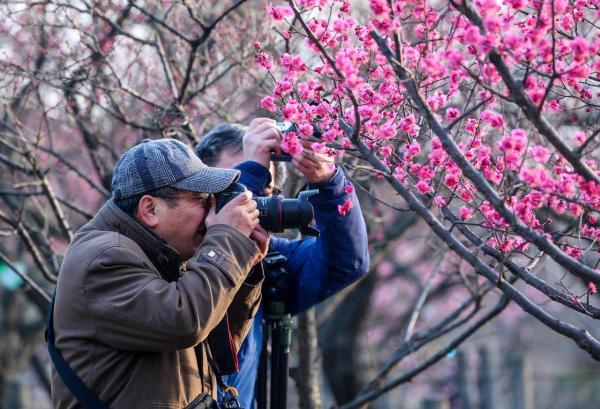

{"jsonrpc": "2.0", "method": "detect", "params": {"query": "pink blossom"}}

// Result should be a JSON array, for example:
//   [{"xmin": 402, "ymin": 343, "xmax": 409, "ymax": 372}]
[
  {"xmin": 399, "ymin": 114, "xmax": 419, "ymax": 136},
  {"xmin": 370, "ymin": 0, "xmax": 391, "ymax": 16},
  {"xmin": 445, "ymin": 107, "xmax": 460, "ymax": 121},
  {"xmin": 419, "ymin": 166, "xmax": 435, "ymax": 181},
  {"xmin": 589, "ymin": 282, "xmax": 597, "ymax": 295},
  {"xmin": 338, "ymin": 198, "xmax": 354, "ymax": 216},
  {"xmin": 459, "ymin": 206, "xmax": 474, "ymax": 221},
  {"xmin": 394, "ymin": 166, "xmax": 406, "ymax": 182},
  {"xmin": 459, "ymin": 188, "xmax": 473, "ymax": 202},
  {"xmin": 572, "ymin": 131, "xmax": 586, "ymax": 145},
  {"xmin": 281, "ymin": 132, "xmax": 303, "ymax": 156},
  {"xmin": 531, "ymin": 145, "xmax": 550, "ymax": 163},
  {"xmin": 429, "ymin": 148, "xmax": 447, "ymax": 166},
  {"xmin": 506, "ymin": 0, "xmax": 526, "ymax": 9},
  {"xmin": 427, "ymin": 91, "xmax": 448, "ymax": 111},
  {"xmin": 273, "ymin": 79, "xmax": 293, "ymax": 97},
  {"xmin": 255, "ymin": 53, "xmax": 273, "ymax": 71},
  {"xmin": 379, "ymin": 123, "xmax": 397, "ymax": 139},
  {"xmin": 405, "ymin": 140, "xmax": 421, "ymax": 160},
  {"xmin": 416, "ymin": 180, "xmax": 432, "ymax": 194},
  {"xmin": 570, "ymin": 37, "xmax": 590, "ymax": 63},
  {"xmin": 484, "ymin": 15, "xmax": 502, "ymax": 33},
  {"xmin": 280, "ymin": 53, "xmax": 307, "ymax": 76},
  {"xmin": 480, "ymin": 110, "xmax": 505, "ymax": 129},
  {"xmin": 358, "ymin": 105, "xmax": 375, "ymax": 120},
  {"xmin": 298, "ymin": 122, "xmax": 314, "ymax": 137},
  {"xmin": 281, "ymin": 102, "xmax": 299, "ymax": 121},
  {"xmin": 465, "ymin": 119, "xmax": 479, "ymax": 136},
  {"xmin": 260, "ymin": 96, "xmax": 276, "ymax": 111},
  {"xmin": 563, "ymin": 245, "xmax": 582, "ymax": 260},
  {"xmin": 267, "ymin": 3, "xmax": 293, "ymax": 21},
  {"xmin": 434, "ymin": 195, "xmax": 446, "ymax": 207},
  {"xmin": 380, "ymin": 144, "xmax": 393, "ymax": 158},
  {"xmin": 569, "ymin": 203, "xmax": 583, "ymax": 217},
  {"xmin": 498, "ymin": 129, "xmax": 528, "ymax": 156},
  {"xmin": 445, "ymin": 173, "xmax": 460, "ymax": 189},
  {"xmin": 344, "ymin": 184, "xmax": 354, "ymax": 194}
]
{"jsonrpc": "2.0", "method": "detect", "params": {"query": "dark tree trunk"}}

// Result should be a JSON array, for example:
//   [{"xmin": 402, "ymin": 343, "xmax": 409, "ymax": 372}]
[{"xmin": 319, "ymin": 273, "xmax": 376, "ymax": 405}]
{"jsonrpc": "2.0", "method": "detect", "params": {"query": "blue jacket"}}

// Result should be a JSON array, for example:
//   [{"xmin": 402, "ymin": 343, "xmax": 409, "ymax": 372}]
[{"xmin": 220, "ymin": 161, "xmax": 370, "ymax": 408}]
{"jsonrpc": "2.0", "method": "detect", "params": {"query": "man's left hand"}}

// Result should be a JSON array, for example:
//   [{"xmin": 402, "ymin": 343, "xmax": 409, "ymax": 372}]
[{"xmin": 291, "ymin": 141, "xmax": 336, "ymax": 184}]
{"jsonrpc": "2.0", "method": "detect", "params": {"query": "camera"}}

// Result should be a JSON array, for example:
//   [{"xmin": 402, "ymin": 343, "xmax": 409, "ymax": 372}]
[{"xmin": 215, "ymin": 182, "xmax": 320, "ymax": 236}]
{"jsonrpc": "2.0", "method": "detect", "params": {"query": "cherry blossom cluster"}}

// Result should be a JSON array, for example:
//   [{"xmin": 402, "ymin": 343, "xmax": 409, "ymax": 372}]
[{"xmin": 259, "ymin": 0, "xmax": 599, "ymax": 284}]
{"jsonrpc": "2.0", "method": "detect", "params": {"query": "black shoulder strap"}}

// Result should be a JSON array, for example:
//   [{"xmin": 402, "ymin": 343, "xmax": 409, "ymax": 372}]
[
  {"xmin": 46, "ymin": 293, "xmax": 111, "ymax": 409},
  {"xmin": 206, "ymin": 313, "xmax": 239, "ymax": 375}
]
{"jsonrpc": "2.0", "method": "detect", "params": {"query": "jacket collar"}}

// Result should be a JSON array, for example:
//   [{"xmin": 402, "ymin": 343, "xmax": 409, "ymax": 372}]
[{"xmin": 93, "ymin": 200, "xmax": 182, "ymax": 281}]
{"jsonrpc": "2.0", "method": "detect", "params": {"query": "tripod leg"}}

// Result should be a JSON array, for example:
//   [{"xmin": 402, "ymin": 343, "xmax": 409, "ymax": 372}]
[
  {"xmin": 277, "ymin": 344, "xmax": 289, "ymax": 409},
  {"xmin": 257, "ymin": 322, "xmax": 269, "ymax": 409},
  {"xmin": 270, "ymin": 323, "xmax": 281, "ymax": 409}
]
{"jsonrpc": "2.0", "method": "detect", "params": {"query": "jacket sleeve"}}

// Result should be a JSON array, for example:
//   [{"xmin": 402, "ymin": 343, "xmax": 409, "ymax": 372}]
[
  {"xmin": 235, "ymin": 161, "xmax": 271, "ymax": 195},
  {"xmin": 225, "ymin": 264, "xmax": 264, "ymax": 351},
  {"xmin": 270, "ymin": 168, "xmax": 370, "ymax": 315},
  {"xmin": 84, "ymin": 224, "xmax": 260, "ymax": 351}
]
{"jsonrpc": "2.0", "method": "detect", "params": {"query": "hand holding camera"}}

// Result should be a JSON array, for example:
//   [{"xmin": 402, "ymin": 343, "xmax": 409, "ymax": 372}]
[
  {"xmin": 243, "ymin": 118, "xmax": 336, "ymax": 183},
  {"xmin": 291, "ymin": 139, "xmax": 336, "ymax": 184},
  {"xmin": 206, "ymin": 191, "xmax": 260, "ymax": 237},
  {"xmin": 242, "ymin": 118, "xmax": 282, "ymax": 168},
  {"xmin": 215, "ymin": 182, "xmax": 319, "ymax": 237}
]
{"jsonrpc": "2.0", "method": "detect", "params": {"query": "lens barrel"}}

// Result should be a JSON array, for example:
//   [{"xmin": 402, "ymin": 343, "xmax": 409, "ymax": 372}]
[{"xmin": 215, "ymin": 183, "xmax": 319, "ymax": 236}]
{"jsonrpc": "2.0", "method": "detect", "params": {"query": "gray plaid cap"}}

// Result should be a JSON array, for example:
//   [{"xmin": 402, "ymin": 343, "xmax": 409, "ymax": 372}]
[{"xmin": 112, "ymin": 138, "xmax": 240, "ymax": 200}]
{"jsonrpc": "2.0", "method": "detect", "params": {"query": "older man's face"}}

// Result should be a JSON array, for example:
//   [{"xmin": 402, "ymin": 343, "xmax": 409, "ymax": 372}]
[
  {"xmin": 215, "ymin": 149, "xmax": 277, "ymax": 196},
  {"xmin": 150, "ymin": 191, "xmax": 212, "ymax": 260}
]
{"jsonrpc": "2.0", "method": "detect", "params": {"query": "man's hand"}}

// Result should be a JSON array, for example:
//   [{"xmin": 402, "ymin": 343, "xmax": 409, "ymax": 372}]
[
  {"xmin": 292, "ymin": 141, "xmax": 336, "ymax": 184},
  {"xmin": 249, "ymin": 225, "xmax": 270, "ymax": 262},
  {"xmin": 243, "ymin": 118, "xmax": 282, "ymax": 168},
  {"xmin": 205, "ymin": 192, "xmax": 259, "ymax": 237}
]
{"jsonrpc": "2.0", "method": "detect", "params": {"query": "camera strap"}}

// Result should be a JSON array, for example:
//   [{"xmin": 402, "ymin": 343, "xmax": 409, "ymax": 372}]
[
  {"xmin": 204, "ymin": 345, "xmax": 243, "ymax": 409},
  {"xmin": 46, "ymin": 293, "xmax": 112, "ymax": 409}
]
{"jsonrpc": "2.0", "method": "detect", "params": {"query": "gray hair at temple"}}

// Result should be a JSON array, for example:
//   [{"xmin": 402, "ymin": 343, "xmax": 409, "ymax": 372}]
[{"xmin": 195, "ymin": 123, "xmax": 287, "ymax": 189}]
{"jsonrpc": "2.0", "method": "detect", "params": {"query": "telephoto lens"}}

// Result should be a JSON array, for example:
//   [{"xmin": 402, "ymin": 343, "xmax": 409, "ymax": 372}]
[{"xmin": 215, "ymin": 183, "xmax": 320, "ymax": 236}]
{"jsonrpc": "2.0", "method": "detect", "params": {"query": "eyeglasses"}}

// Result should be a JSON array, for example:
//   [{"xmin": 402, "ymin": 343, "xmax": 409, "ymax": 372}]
[{"xmin": 156, "ymin": 194, "xmax": 213, "ymax": 210}]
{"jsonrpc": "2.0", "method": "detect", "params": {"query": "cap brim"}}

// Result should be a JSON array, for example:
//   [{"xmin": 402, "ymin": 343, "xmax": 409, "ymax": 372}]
[{"xmin": 171, "ymin": 167, "xmax": 240, "ymax": 194}]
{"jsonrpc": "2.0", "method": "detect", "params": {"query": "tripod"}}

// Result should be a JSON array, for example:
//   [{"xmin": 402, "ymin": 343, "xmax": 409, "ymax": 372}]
[{"xmin": 257, "ymin": 252, "xmax": 292, "ymax": 409}]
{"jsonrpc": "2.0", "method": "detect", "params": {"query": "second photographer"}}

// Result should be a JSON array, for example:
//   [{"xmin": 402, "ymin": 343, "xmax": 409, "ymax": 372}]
[{"xmin": 196, "ymin": 118, "xmax": 370, "ymax": 409}]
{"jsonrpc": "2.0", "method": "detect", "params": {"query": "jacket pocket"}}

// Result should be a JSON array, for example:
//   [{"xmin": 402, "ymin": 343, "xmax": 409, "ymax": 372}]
[{"xmin": 196, "ymin": 249, "xmax": 241, "ymax": 286}]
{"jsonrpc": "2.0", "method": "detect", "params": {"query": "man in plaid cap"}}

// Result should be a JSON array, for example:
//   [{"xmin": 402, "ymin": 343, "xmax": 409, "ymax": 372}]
[{"xmin": 50, "ymin": 138, "xmax": 268, "ymax": 408}]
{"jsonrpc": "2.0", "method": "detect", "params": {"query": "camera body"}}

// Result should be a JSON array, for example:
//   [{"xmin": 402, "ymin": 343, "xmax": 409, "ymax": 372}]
[{"xmin": 215, "ymin": 182, "xmax": 319, "ymax": 236}]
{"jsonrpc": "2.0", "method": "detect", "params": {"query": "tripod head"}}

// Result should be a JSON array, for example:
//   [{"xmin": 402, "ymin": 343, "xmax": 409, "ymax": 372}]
[
  {"xmin": 262, "ymin": 252, "xmax": 290, "ymax": 315},
  {"xmin": 258, "ymin": 251, "xmax": 292, "ymax": 409}
]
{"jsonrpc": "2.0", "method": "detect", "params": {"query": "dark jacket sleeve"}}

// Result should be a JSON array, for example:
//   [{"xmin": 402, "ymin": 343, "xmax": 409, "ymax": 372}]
[
  {"xmin": 235, "ymin": 161, "xmax": 272, "ymax": 195},
  {"xmin": 83, "ymin": 224, "xmax": 260, "ymax": 351},
  {"xmin": 271, "ymin": 168, "xmax": 370, "ymax": 315},
  {"xmin": 226, "ymin": 264, "xmax": 264, "ymax": 351},
  {"xmin": 234, "ymin": 160, "xmax": 370, "ymax": 315}
]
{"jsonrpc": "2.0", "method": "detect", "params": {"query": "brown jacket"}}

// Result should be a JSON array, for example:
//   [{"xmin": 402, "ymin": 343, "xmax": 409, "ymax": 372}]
[{"xmin": 51, "ymin": 200, "xmax": 263, "ymax": 408}]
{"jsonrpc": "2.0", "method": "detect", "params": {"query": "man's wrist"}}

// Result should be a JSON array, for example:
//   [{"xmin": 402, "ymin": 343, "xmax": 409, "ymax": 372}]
[
  {"xmin": 235, "ymin": 161, "xmax": 272, "ymax": 195},
  {"xmin": 307, "ymin": 166, "xmax": 341, "ymax": 188}
]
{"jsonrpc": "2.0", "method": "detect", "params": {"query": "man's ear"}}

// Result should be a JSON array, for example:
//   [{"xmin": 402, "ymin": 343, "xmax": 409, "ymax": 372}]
[{"xmin": 136, "ymin": 195, "xmax": 160, "ymax": 228}]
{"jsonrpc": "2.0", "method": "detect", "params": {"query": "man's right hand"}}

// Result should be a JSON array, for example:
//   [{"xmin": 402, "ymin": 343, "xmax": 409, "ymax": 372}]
[
  {"xmin": 242, "ymin": 118, "xmax": 282, "ymax": 168},
  {"xmin": 205, "ymin": 192, "xmax": 259, "ymax": 237}
]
